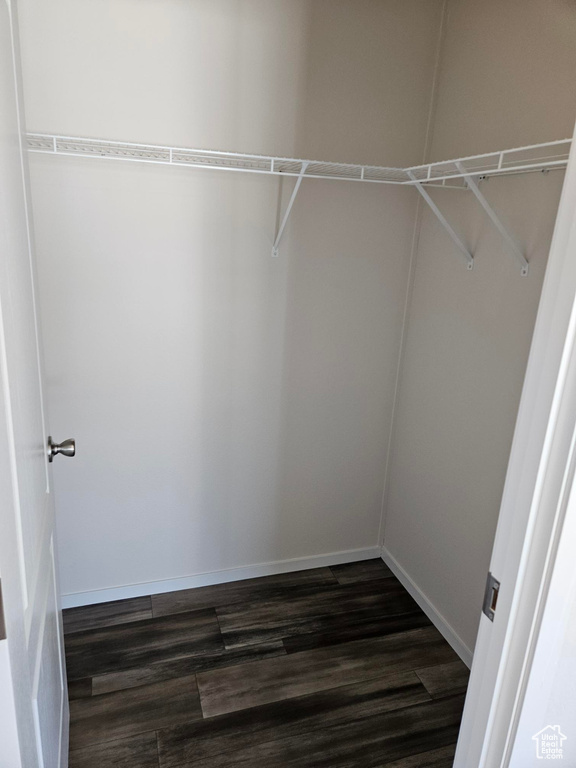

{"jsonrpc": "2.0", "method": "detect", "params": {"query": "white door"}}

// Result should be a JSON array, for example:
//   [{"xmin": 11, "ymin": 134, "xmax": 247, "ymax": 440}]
[
  {"xmin": 454, "ymin": 121, "xmax": 576, "ymax": 767},
  {"xmin": 0, "ymin": 1, "xmax": 69, "ymax": 767}
]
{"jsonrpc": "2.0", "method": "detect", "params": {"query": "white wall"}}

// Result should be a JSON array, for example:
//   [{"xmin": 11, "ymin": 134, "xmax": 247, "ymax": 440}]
[
  {"xmin": 19, "ymin": 0, "xmax": 440, "ymax": 167},
  {"xmin": 293, "ymin": 0, "xmax": 441, "ymax": 166},
  {"xmin": 383, "ymin": 0, "xmax": 576, "ymax": 654},
  {"xmin": 18, "ymin": 0, "xmax": 444, "ymax": 598}
]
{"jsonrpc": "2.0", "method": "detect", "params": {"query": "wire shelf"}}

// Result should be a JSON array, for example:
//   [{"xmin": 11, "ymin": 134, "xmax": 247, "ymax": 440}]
[
  {"xmin": 25, "ymin": 132, "xmax": 573, "ymax": 269},
  {"xmin": 26, "ymin": 133, "xmax": 571, "ymax": 187},
  {"xmin": 26, "ymin": 133, "xmax": 406, "ymax": 185},
  {"xmin": 406, "ymin": 139, "xmax": 572, "ymax": 184}
]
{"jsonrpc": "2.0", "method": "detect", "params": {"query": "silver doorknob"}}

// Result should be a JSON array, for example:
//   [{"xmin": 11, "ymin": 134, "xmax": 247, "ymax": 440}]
[{"xmin": 47, "ymin": 436, "xmax": 76, "ymax": 463}]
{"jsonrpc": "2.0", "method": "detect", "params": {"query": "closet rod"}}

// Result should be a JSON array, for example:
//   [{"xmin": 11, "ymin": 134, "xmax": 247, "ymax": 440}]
[{"xmin": 26, "ymin": 134, "xmax": 571, "ymax": 187}]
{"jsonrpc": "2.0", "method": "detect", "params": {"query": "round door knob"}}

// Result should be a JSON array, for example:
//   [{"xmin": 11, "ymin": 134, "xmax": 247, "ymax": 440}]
[{"xmin": 47, "ymin": 436, "xmax": 76, "ymax": 463}]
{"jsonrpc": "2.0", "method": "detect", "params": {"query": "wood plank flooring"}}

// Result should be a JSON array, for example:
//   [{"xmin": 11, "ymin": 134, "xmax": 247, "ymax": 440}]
[{"xmin": 65, "ymin": 559, "xmax": 469, "ymax": 767}]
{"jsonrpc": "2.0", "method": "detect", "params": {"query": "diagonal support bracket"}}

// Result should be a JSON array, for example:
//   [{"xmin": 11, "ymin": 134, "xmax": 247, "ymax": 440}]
[
  {"xmin": 408, "ymin": 171, "xmax": 474, "ymax": 270},
  {"xmin": 455, "ymin": 161, "xmax": 529, "ymax": 277},
  {"xmin": 272, "ymin": 161, "xmax": 309, "ymax": 257}
]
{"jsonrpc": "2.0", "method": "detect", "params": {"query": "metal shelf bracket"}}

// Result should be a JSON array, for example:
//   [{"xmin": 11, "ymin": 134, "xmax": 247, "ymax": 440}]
[
  {"xmin": 408, "ymin": 171, "xmax": 474, "ymax": 270},
  {"xmin": 26, "ymin": 133, "xmax": 570, "ymax": 273},
  {"xmin": 455, "ymin": 162, "xmax": 529, "ymax": 277},
  {"xmin": 272, "ymin": 161, "xmax": 309, "ymax": 257}
]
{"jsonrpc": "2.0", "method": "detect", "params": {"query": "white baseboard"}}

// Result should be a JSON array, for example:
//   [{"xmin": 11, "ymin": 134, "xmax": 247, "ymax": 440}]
[
  {"xmin": 381, "ymin": 546, "xmax": 473, "ymax": 668},
  {"xmin": 61, "ymin": 546, "xmax": 382, "ymax": 609}
]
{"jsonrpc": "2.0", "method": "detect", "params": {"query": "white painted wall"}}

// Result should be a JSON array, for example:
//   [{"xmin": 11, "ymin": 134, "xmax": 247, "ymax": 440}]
[
  {"xmin": 18, "ymin": 0, "xmax": 440, "ymax": 167},
  {"xmin": 383, "ymin": 0, "xmax": 576, "ymax": 655},
  {"xmin": 18, "ymin": 0, "xmax": 444, "ymax": 598}
]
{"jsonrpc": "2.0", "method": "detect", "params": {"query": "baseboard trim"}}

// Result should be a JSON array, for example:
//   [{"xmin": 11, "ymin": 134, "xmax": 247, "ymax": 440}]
[
  {"xmin": 381, "ymin": 546, "xmax": 473, "ymax": 668},
  {"xmin": 61, "ymin": 546, "xmax": 382, "ymax": 609}
]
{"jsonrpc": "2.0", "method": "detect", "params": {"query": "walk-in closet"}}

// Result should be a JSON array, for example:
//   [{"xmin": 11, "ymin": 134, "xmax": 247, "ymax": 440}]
[{"xmin": 2, "ymin": 1, "xmax": 576, "ymax": 766}]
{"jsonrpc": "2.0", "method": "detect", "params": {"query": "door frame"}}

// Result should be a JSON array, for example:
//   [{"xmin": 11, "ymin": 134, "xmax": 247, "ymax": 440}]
[{"xmin": 455, "ymin": 119, "xmax": 576, "ymax": 767}]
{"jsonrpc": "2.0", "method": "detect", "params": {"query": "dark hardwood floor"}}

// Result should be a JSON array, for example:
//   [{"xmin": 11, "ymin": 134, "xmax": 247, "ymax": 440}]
[{"xmin": 64, "ymin": 559, "xmax": 469, "ymax": 767}]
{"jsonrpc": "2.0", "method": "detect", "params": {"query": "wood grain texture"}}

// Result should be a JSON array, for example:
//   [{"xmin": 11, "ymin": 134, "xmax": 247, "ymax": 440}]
[
  {"xmin": 158, "ymin": 669, "xmax": 431, "ymax": 767},
  {"xmin": 92, "ymin": 641, "xmax": 287, "ymax": 695},
  {"xmin": 63, "ymin": 561, "xmax": 468, "ymax": 767},
  {"xmin": 69, "ymin": 675, "xmax": 202, "ymax": 749},
  {"xmin": 415, "ymin": 661, "xmax": 470, "ymax": 699},
  {"xmin": 282, "ymin": 610, "xmax": 432, "ymax": 654},
  {"xmin": 69, "ymin": 732, "xmax": 160, "ymax": 768},
  {"xmin": 160, "ymin": 695, "xmax": 465, "ymax": 768},
  {"xmin": 63, "ymin": 597, "xmax": 153, "ymax": 635},
  {"xmin": 68, "ymin": 677, "xmax": 93, "ymax": 700},
  {"xmin": 330, "ymin": 559, "xmax": 394, "ymax": 584},
  {"xmin": 216, "ymin": 578, "xmax": 419, "ymax": 649},
  {"xmin": 65, "ymin": 609, "xmax": 222, "ymax": 680},
  {"xmin": 196, "ymin": 625, "xmax": 459, "ymax": 718},
  {"xmin": 151, "ymin": 568, "xmax": 337, "ymax": 618},
  {"xmin": 376, "ymin": 744, "xmax": 457, "ymax": 767}
]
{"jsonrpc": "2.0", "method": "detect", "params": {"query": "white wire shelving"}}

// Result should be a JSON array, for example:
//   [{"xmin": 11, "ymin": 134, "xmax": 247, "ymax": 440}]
[
  {"xmin": 25, "ymin": 133, "xmax": 410, "ymax": 185},
  {"xmin": 26, "ymin": 133, "xmax": 572, "ymax": 269},
  {"xmin": 26, "ymin": 134, "xmax": 571, "ymax": 186},
  {"xmin": 406, "ymin": 139, "xmax": 571, "ymax": 184}
]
